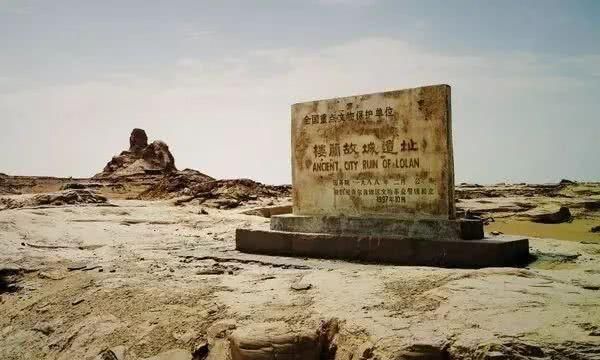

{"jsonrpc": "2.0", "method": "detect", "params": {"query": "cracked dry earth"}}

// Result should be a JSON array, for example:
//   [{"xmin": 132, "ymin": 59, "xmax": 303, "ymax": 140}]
[{"xmin": 1, "ymin": 200, "xmax": 599, "ymax": 359}]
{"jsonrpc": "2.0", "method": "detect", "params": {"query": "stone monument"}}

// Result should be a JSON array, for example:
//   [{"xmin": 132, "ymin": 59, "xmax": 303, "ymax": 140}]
[{"xmin": 236, "ymin": 85, "xmax": 529, "ymax": 267}]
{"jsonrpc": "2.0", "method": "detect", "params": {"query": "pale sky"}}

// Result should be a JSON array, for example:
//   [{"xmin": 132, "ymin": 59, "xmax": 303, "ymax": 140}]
[{"xmin": 1, "ymin": 0, "xmax": 599, "ymax": 184}]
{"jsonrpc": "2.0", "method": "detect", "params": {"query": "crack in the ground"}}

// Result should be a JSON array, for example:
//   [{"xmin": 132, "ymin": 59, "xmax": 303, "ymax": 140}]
[{"xmin": 179, "ymin": 255, "xmax": 311, "ymax": 270}]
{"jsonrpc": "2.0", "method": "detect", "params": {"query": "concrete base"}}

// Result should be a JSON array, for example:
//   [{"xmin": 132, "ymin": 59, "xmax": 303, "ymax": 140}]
[
  {"xmin": 271, "ymin": 214, "xmax": 484, "ymax": 240},
  {"xmin": 236, "ymin": 229, "xmax": 529, "ymax": 268}
]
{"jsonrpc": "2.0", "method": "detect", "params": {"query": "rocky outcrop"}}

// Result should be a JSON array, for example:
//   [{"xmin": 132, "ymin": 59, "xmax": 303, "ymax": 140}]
[
  {"xmin": 140, "ymin": 177, "xmax": 291, "ymax": 209},
  {"xmin": 137, "ymin": 171, "xmax": 215, "ymax": 199},
  {"xmin": 560, "ymin": 179, "xmax": 576, "ymax": 185},
  {"xmin": 129, "ymin": 128, "xmax": 148, "ymax": 153},
  {"xmin": 0, "ymin": 189, "xmax": 108, "ymax": 210},
  {"xmin": 241, "ymin": 204, "xmax": 293, "ymax": 218},
  {"xmin": 0, "ymin": 173, "xmax": 20, "ymax": 195},
  {"xmin": 455, "ymin": 182, "xmax": 570, "ymax": 199},
  {"xmin": 529, "ymin": 206, "xmax": 572, "ymax": 224},
  {"xmin": 95, "ymin": 129, "xmax": 176, "ymax": 178}
]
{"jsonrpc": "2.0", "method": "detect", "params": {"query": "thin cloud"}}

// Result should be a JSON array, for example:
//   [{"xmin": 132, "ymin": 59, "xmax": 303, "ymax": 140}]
[{"xmin": 1, "ymin": 37, "xmax": 598, "ymax": 183}]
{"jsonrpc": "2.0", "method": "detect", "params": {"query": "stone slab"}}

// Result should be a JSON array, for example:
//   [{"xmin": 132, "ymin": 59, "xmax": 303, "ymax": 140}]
[
  {"xmin": 270, "ymin": 214, "xmax": 483, "ymax": 240},
  {"xmin": 236, "ymin": 229, "xmax": 529, "ymax": 268},
  {"xmin": 241, "ymin": 204, "xmax": 293, "ymax": 218},
  {"xmin": 291, "ymin": 85, "xmax": 455, "ymax": 219}
]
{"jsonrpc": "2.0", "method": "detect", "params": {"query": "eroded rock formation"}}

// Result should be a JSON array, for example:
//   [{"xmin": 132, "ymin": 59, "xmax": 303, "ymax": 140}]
[
  {"xmin": 95, "ymin": 129, "xmax": 176, "ymax": 178},
  {"xmin": 129, "ymin": 128, "xmax": 148, "ymax": 153},
  {"xmin": 140, "ymin": 177, "xmax": 290, "ymax": 209},
  {"xmin": 0, "ymin": 189, "xmax": 107, "ymax": 210}
]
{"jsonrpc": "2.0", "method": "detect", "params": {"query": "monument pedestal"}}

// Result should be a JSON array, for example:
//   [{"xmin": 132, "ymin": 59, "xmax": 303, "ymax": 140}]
[
  {"xmin": 236, "ymin": 215, "xmax": 529, "ymax": 268},
  {"xmin": 235, "ymin": 226, "xmax": 529, "ymax": 268},
  {"xmin": 270, "ymin": 214, "xmax": 485, "ymax": 240},
  {"xmin": 235, "ymin": 85, "xmax": 530, "ymax": 268}
]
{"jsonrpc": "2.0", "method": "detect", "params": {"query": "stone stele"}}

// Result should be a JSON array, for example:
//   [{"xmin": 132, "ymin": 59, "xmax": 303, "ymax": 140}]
[{"xmin": 236, "ymin": 85, "xmax": 529, "ymax": 268}]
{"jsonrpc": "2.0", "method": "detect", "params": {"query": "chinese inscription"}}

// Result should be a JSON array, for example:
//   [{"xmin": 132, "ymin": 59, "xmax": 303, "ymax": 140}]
[
  {"xmin": 303, "ymin": 106, "xmax": 395, "ymax": 125},
  {"xmin": 291, "ymin": 85, "xmax": 455, "ymax": 219}
]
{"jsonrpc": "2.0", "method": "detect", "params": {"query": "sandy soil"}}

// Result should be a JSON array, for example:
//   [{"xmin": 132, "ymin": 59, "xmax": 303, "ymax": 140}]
[{"xmin": 1, "ymin": 198, "xmax": 599, "ymax": 359}]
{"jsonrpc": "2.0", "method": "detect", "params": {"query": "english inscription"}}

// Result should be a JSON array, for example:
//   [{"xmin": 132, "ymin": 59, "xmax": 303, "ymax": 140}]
[{"xmin": 291, "ymin": 85, "xmax": 455, "ymax": 219}]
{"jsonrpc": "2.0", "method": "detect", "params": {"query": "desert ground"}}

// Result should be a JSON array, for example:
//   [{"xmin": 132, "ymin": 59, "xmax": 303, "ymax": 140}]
[{"xmin": 1, "ymin": 130, "xmax": 599, "ymax": 360}]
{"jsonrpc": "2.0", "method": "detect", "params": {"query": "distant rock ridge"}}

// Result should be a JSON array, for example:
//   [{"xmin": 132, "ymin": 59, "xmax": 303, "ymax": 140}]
[{"xmin": 94, "ymin": 129, "xmax": 177, "ymax": 178}]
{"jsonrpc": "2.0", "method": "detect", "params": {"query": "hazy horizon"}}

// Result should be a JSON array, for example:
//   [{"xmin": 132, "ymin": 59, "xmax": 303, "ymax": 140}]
[{"xmin": 1, "ymin": 0, "xmax": 599, "ymax": 184}]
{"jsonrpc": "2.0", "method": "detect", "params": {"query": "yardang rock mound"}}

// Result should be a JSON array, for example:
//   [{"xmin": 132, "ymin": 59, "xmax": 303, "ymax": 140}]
[{"xmin": 95, "ymin": 128, "xmax": 176, "ymax": 178}]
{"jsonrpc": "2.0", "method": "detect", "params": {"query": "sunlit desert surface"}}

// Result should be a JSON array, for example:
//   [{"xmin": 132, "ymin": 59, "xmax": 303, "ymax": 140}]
[{"xmin": 1, "ymin": 172, "xmax": 598, "ymax": 360}]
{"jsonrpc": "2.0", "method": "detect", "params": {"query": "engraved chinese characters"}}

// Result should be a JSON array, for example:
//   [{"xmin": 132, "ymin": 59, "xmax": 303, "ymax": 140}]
[
  {"xmin": 291, "ymin": 85, "xmax": 455, "ymax": 219},
  {"xmin": 237, "ymin": 84, "xmax": 528, "ymax": 268}
]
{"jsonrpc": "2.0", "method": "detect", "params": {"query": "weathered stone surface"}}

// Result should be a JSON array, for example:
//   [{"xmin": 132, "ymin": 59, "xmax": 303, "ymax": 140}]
[
  {"xmin": 129, "ymin": 128, "xmax": 148, "ymax": 153},
  {"xmin": 140, "ymin": 141, "xmax": 176, "ymax": 173},
  {"xmin": 229, "ymin": 323, "xmax": 320, "ymax": 360},
  {"xmin": 241, "ymin": 204, "xmax": 293, "ymax": 218},
  {"xmin": 141, "ymin": 178, "xmax": 289, "ymax": 208},
  {"xmin": 459, "ymin": 218, "xmax": 485, "ymax": 240},
  {"xmin": 291, "ymin": 85, "xmax": 454, "ymax": 219},
  {"xmin": 270, "ymin": 214, "xmax": 483, "ymax": 239},
  {"xmin": 96, "ymin": 346, "xmax": 126, "ymax": 360},
  {"xmin": 236, "ymin": 229, "xmax": 528, "ymax": 268},
  {"xmin": 1, "ymin": 198, "xmax": 598, "ymax": 359},
  {"xmin": 0, "ymin": 189, "xmax": 108, "ymax": 210},
  {"xmin": 529, "ymin": 206, "xmax": 572, "ymax": 224},
  {"xmin": 141, "ymin": 349, "xmax": 191, "ymax": 360}
]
